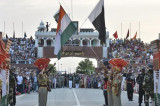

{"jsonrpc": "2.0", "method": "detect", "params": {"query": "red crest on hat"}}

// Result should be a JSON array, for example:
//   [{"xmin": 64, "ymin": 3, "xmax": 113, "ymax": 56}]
[
  {"xmin": 109, "ymin": 58, "xmax": 128, "ymax": 71},
  {"xmin": 34, "ymin": 58, "xmax": 50, "ymax": 70}
]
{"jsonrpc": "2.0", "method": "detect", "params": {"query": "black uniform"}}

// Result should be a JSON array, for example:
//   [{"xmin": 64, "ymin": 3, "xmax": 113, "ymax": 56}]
[
  {"xmin": 9, "ymin": 72, "xmax": 16, "ymax": 106},
  {"xmin": 75, "ymin": 75, "xmax": 80, "ymax": 84},
  {"xmin": 126, "ymin": 73, "xmax": 135, "ymax": 101},
  {"xmin": 136, "ymin": 73, "xmax": 145, "ymax": 105}
]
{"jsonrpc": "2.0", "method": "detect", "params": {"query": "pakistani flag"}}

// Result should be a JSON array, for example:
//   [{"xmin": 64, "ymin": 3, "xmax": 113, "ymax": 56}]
[
  {"xmin": 88, "ymin": 0, "xmax": 106, "ymax": 45},
  {"xmin": 54, "ymin": 5, "xmax": 77, "ymax": 60}
]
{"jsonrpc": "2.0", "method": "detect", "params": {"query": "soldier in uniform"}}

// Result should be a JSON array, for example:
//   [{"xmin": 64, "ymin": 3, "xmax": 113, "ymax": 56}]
[
  {"xmin": 143, "ymin": 69, "xmax": 154, "ymax": 106},
  {"xmin": 9, "ymin": 68, "xmax": 17, "ymax": 106},
  {"xmin": 38, "ymin": 68, "xmax": 50, "ymax": 106},
  {"xmin": 126, "ymin": 69, "xmax": 135, "ymax": 101},
  {"xmin": 112, "ymin": 67, "xmax": 122, "ymax": 106},
  {"xmin": 136, "ymin": 69, "xmax": 145, "ymax": 106},
  {"xmin": 61, "ymin": 75, "xmax": 65, "ymax": 88},
  {"xmin": 75, "ymin": 74, "xmax": 80, "ymax": 88},
  {"xmin": 100, "ymin": 61, "xmax": 113, "ymax": 106}
]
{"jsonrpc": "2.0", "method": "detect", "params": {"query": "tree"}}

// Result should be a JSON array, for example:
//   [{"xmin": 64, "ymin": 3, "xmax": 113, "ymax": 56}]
[
  {"xmin": 76, "ymin": 59, "xmax": 95, "ymax": 74},
  {"xmin": 48, "ymin": 64, "xmax": 56, "ymax": 74}
]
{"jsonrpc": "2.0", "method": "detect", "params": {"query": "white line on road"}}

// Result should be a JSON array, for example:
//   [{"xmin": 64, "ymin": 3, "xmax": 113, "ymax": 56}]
[
  {"xmin": 134, "ymin": 93, "xmax": 139, "ymax": 96},
  {"xmin": 73, "ymin": 88, "xmax": 81, "ymax": 106},
  {"xmin": 16, "ymin": 94, "xmax": 25, "ymax": 99}
]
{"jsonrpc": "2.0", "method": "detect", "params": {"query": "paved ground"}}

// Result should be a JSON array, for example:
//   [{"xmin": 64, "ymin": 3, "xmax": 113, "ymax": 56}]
[{"xmin": 16, "ymin": 88, "xmax": 147, "ymax": 106}]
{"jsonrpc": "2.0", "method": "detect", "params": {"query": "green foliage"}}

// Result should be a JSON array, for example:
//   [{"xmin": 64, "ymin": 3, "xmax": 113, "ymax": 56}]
[
  {"xmin": 48, "ymin": 64, "xmax": 56, "ymax": 74},
  {"xmin": 76, "ymin": 59, "xmax": 95, "ymax": 75}
]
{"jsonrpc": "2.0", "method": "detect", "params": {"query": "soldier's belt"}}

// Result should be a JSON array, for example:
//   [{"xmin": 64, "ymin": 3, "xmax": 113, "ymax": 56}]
[{"xmin": 39, "ymin": 85, "xmax": 47, "ymax": 87}]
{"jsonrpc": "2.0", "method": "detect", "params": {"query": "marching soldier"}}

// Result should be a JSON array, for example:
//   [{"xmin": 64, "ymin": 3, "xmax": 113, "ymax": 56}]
[
  {"xmin": 112, "ymin": 67, "xmax": 122, "ymax": 106},
  {"xmin": 126, "ymin": 69, "xmax": 135, "ymax": 101},
  {"xmin": 9, "ymin": 68, "xmax": 17, "ymax": 106},
  {"xmin": 143, "ymin": 69, "xmax": 154, "ymax": 106},
  {"xmin": 136, "ymin": 69, "xmax": 145, "ymax": 106},
  {"xmin": 38, "ymin": 68, "xmax": 50, "ymax": 106}
]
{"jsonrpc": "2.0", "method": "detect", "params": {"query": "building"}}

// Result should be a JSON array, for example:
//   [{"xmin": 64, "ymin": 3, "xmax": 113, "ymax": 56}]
[{"xmin": 35, "ymin": 21, "xmax": 109, "ymax": 58}]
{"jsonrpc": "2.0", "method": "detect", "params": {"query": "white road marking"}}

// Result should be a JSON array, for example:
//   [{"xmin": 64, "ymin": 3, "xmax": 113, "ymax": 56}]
[
  {"xmin": 73, "ymin": 88, "xmax": 81, "ymax": 106},
  {"xmin": 134, "ymin": 93, "xmax": 139, "ymax": 96},
  {"xmin": 16, "ymin": 94, "xmax": 25, "ymax": 99}
]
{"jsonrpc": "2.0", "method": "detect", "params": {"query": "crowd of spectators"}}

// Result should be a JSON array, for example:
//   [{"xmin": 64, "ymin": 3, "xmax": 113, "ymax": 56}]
[
  {"xmin": 14, "ymin": 68, "xmax": 105, "ymax": 95},
  {"xmin": 51, "ymin": 73, "xmax": 103, "ymax": 89},
  {"xmin": 12, "ymin": 67, "xmax": 38, "ymax": 95},
  {"xmin": 108, "ymin": 38, "xmax": 153, "ymax": 65},
  {"xmin": 9, "ymin": 38, "xmax": 36, "ymax": 64},
  {"xmin": 9, "ymin": 38, "xmax": 154, "ymax": 95}
]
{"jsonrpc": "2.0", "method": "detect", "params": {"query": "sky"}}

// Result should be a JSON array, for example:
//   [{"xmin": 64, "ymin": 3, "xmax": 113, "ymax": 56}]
[{"xmin": 0, "ymin": 0, "xmax": 160, "ymax": 43}]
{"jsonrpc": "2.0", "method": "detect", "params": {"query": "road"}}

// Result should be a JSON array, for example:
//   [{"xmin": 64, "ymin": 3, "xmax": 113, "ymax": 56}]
[{"xmin": 16, "ymin": 88, "xmax": 147, "ymax": 106}]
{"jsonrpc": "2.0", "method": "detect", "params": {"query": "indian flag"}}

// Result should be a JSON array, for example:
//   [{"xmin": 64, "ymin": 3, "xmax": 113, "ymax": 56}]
[{"xmin": 54, "ymin": 5, "xmax": 77, "ymax": 59}]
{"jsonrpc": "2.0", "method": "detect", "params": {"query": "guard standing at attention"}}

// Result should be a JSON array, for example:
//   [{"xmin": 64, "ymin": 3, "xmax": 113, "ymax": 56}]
[
  {"xmin": 126, "ymin": 69, "xmax": 135, "ymax": 101},
  {"xmin": 143, "ymin": 69, "xmax": 154, "ymax": 106},
  {"xmin": 9, "ymin": 68, "xmax": 17, "ymax": 106},
  {"xmin": 136, "ymin": 69, "xmax": 145, "ymax": 106}
]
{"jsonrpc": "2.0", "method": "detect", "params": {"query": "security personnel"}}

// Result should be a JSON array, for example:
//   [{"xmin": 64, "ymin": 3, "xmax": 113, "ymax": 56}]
[
  {"xmin": 9, "ymin": 68, "xmax": 16, "ymax": 106},
  {"xmin": 75, "ymin": 74, "xmax": 80, "ymax": 88},
  {"xmin": 38, "ymin": 68, "xmax": 50, "ymax": 106},
  {"xmin": 112, "ymin": 67, "xmax": 122, "ymax": 106},
  {"xmin": 143, "ymin": 69, "xmax": 154, "ymax": 106},
  {"xmin": 136, "ymin": 69, "xmax": 145, "ymax": 106},
  {"xmin": 126, "ymin": 69, "xmax": 135, "ymax": 101}
]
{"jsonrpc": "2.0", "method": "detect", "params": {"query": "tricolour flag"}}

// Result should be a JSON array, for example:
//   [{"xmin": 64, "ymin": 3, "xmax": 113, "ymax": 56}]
[
  {"xmin": 132, "ymin": 32, "xmax": 137, "ymax": 40},
  {"xmin": 88, "ymin": 0, "xmax": 106, "ymax": 45},
  {"xmin": 126, "ymin": 29, "xmax": 129, "ymax": 39},
  {"xmin": 113, "ymin": 31, "xmax": 118, "ymax": 39},
  {"xmin": 54, "ymin": 5, "xmax": 77, "ymax": 59}
]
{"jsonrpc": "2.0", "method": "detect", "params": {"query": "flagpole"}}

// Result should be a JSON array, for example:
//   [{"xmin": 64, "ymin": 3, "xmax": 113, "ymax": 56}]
[
  {"xmin": 22, "ymin": 22, "xmax": 23, "ymax": 38},
  {"xmin": 121, "ymin": 22, "xmax": 122, "ymax": 39},
  {"xmin": 58, "ymin": 60, "xmax": 59, "ymax": 71},
  {"xmin": 71, "ymin": 0, "xmax": 73, "ymax": 20},
  {"xmin": 139, "ymin": 21, "xmax": 140, "ymax": 39},
  {"xmin": 4, "ymin": 21, "xmax": 5, "ymax": 34},
  {"xmin": 13, "ymin": 22, "xmax": 14, "ymax": 38},
  {"xmin": 130, "ymin": 23, "xmax": 131, "ymax": 39}
]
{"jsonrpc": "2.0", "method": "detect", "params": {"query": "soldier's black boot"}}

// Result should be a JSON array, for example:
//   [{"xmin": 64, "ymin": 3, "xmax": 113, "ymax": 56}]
[
  {"xmin": 139, "ymin": 103, "xmax": 141, "ymax": 106},
  {"xmin": 145, "ymin": 102, "xmax": 149, "ymax": 106}
]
